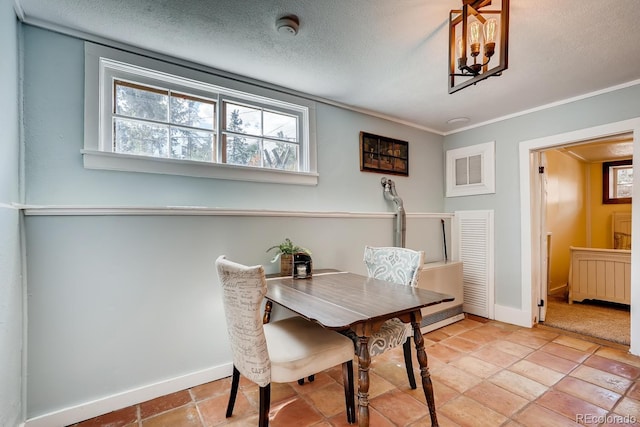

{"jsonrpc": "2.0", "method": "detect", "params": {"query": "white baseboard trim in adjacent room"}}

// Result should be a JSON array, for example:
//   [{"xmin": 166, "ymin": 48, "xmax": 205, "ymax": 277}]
[{"xmin": 24, "ymin": 364, "xmax": 233, "ymax": 427}]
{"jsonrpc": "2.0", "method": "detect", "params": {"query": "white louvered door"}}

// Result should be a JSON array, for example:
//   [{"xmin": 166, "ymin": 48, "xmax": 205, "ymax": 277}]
[{"xmin": 453, "ymin": 210, "xmax": 495, "ymax": 318}]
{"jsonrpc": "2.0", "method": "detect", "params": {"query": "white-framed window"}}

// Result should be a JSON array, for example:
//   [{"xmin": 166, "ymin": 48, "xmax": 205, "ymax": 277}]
[
  {"xmin": 603, "ymin": 159, "xmax": 632, "ymax": 204},
  {"xmin": 445, "ymin": 141, "xmax": 495, "ymax": 197},
  {"xmin": 83, "ymin": 43, "xmax": 318, "ymax": 185}
]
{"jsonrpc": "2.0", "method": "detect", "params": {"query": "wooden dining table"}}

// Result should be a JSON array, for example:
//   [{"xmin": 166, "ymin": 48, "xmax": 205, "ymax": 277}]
[{"xmin": 264, "ymin": 271, "xmax": 455, "ymax": 427}]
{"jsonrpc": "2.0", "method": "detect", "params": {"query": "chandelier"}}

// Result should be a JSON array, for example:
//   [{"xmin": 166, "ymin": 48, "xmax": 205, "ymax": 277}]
[{"xmin": 448, "ymin": 0, "xmax": 509, "ymax": 93}]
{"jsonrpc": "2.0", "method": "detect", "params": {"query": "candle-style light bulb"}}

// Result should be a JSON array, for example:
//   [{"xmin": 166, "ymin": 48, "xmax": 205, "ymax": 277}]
[
  {"xmin": 468, "ymin": 20, "xmax": 481, "ymax": 57},
  {"xmin": 483, "ymin": 18, "xmax": 498, "ymax": 58}
]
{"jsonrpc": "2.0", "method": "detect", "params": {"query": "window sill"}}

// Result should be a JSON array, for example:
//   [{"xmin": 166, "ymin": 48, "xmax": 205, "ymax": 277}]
[{"xmin": 81, "ymin": 150, "xmax": 319, "ymax": 186}]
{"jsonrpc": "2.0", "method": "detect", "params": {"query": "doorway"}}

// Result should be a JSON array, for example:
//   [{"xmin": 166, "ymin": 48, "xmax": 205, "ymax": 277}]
[
  {"xmin": 535, "ymin": 139, "xmax": 632, "ymax": 345},
  {"xmin": 518, "ymin": 117, "xmax": 640, "ymax": 355}
]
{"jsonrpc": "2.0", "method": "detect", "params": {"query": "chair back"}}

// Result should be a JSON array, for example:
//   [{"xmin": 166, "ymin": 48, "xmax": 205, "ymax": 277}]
[
  {"xmin": 363, "ymin": 246, "xmax": 424, "ymax": 287},
  {"xmin": 215, "ymin": 255, "xmax": 271, "ymax": 387}
]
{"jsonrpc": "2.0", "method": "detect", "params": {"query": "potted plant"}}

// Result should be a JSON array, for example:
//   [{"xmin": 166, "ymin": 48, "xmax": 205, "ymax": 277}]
[{"xmin": 267, "ymin": 238, "xmax": 311, "ymax": 276}]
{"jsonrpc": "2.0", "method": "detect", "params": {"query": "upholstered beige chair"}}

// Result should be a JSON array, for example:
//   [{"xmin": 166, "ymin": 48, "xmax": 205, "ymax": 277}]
[
  {"xmin": 358, "ymin": 246, "xmax": 424, "ymax": 389},
  {"xmin": 216, "ymin": 255, "xmax": 356, "ymax": 426}
]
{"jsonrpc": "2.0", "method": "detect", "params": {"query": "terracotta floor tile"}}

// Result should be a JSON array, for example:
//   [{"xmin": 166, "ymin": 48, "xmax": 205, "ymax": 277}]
[
  {"xmin": 456, "ymin": 329, "xmax": 499, "ymax": 345},
  {"xmin": 441, "ymin": 336, "xmax": 484, "ymax": 353},
  {"xmin": 290, "ymin": 372, "xmax": 337, "ymax": 395},
  {"xmin": 424, "ymin": 329, "xmax": 451, "ymax": 342},
  {"xmin": 431, "ymin": 364, "xmax": 483, "ymax": 393},
  {"xmin": 472, "ymin": 324, "xmax": 515, "ymax": 340},
  {"xmin": 553, "ymin": 335, "xmax": 600, "ymax": 353},
  {"xmin": 540, "ymin": 342, "xmax": 591, "ymax": 363},
  {"xmin": 584, "ymin": 354, "xmax": 640, "ymax": 380},
  {"xmin": 425, "ymin": 342, "xmax": 463, "ymax": 364},
  {"xmin": 524, "ymin": 349, "xmax": 579, "ymax": 374},
  {"xmin": 471, "ymin": 345, "xmax": 521, "ymax": 368},
  {"xmin": 368, "ymin": 358, "xmax": 415, "ymax": 389},
  {"xmin": 490, "ymin": 339, "xmax": 536, "ymax": 358},
  {"xmin": 508, "ymin": 359, "xmax": 565, "ymax": 387},
  {"xmin": 570, "ymin": 365, "xmax": 633, "ymax": 394},
  {"xmin": 268, "ymin": 397, "xmax": 324, "ymax": 427},
  {"xmin": 191, "ymin": 378, "xmax": 232, "ymax": 401},
  {"xmin": 428, "ymin": 377, "xmax": 460, "ymax": 407},
  {"xmin": 417, "ymin": 412, "xmax": 461, "ymax": 427},
  {"xmin": 596, "ymin": 347, "xmax": 640, "ymax": 368},
  {"xmin": 613, "ymin": 397, "xmax": 640, "ymax": 419},
  {"xmin": 438, "ymin": 322, "xmax": 474, "ymax": 337},
  {"xmin": 361, "ymin": 370, "xmax": 396, "ymax": 399},
  {"xmin": 303, "ymin": 382, "xmax": 352, "ymax": 419},
  {"xmin": 506, "ymin": 331, "xmax": 552, "ymax": 349},
  {"xmin": 198, "ymin": 391, "xmax": 255, "ymax": 426},
  {"xmin": 464, "ymin": 381, "xmax": 529, "ymax": 417},
  {"xmin": 369, "ymin": 389, "xmax": 428, "ymax": 426},
  {"xmin": 454, "ymin": 317, "xmax": 487, "ymax": 329},
  {"xmin": 554, "ymin": 376, "xmax": 621, "ymax": 411},
  {"xmin": 450, "ymin": 355, "xmax": 501, "ymax": 378},
  {"xmin": 528, "ymin": 327, "xmax": 561, "ymax": 341},
  {"xmin": 75, "ymin": 405, "xmax": 138, "ymax": 427},
  {"xmin": 139, "ymin": 390, "xmax": 192, "ymax": 419},
  {"xmin": 627, "ymin": 381, "xmax": 640, "ymax": 400},
  {"xmin": 488, "ymin": 370, "xmax": 548, "ymax": 400},
  {"xmin": 438, "ymin": 395, "xmax": 507, "ymax": 427},
  {"xmin": 536, "ymin": 389, "xmax": 608, "ymax": 425},
  {"xmin": 513, "ymin": 403, "xmax": 582, "ymax": 427},
  {"xmin": 240, "ymin": 382, "xmax": 297, "ymax": 410},
  {"xmin": 141, "ymin": 404, "xmax": 202, "ymax": 427}
]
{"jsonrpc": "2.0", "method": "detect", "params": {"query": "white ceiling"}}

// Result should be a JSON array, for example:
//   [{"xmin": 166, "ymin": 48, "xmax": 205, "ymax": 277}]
[{"xmin": 14, "ymin": 0, "xmax": 640, "ymax": 134}]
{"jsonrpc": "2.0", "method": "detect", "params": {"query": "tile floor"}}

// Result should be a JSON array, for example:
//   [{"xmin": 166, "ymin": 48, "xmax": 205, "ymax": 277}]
[{"xmin": 69, "ymin": 316, "xmax": 640, "ymax": 426}]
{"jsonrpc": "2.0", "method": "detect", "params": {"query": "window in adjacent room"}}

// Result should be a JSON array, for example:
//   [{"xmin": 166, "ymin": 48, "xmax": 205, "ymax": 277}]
[
  {"xmin": 603, "ymin": 159, "xmax": 633, "ymax": 204},
  {"xmin": 83, "ymin": 43, "xmax": 318, "ymax": 185}
]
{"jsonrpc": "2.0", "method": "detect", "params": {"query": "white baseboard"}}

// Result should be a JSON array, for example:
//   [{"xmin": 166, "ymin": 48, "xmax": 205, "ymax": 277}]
[
  {"xmin": 494, "ymin": 304, "xmax": 533, "ymax": 328},
  {"xmin": 548, "ymin": 283, "xmax": 568, "ymax": 295},
  {"xmin": 24, "ymin": 363, "xmax": 233, "ymax": 427}
]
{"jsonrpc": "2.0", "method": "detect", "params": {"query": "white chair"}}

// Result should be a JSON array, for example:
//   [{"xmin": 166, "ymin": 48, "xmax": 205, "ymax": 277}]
[
  {"xmin": 358, "ymin": 245, "xmax": 425, "ymax": 389},
  {"xmin": 215, "ymin": 255, "xmax": 356, "ymax": 426}
]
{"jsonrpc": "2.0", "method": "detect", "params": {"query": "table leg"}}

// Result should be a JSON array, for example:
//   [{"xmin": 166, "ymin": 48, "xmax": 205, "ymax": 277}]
[
  {"xmin": 263, "ymin": 300, "xmax": 273, "ymax": 324},
  {"xmin": 412, "ymin": 312, "xmax": 438, "ymax": 426},
  {"xmin": 357, "ymin": 335, "xmax": 371, "ymax": 427}
]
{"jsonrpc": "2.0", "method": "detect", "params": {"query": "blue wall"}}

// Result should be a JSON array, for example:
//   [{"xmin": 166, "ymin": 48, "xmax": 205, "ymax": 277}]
[{"xmin": 0, "ymin": 0, "xmax": 23, "ymax": 426}]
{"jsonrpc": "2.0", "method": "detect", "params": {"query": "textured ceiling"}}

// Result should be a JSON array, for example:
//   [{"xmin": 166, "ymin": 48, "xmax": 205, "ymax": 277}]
[{"xmin": 14, "ymin": 0, "xmax": 640, "ymax": 134}]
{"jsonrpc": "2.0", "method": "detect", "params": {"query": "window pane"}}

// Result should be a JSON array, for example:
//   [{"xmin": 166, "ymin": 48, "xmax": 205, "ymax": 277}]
[
  {"xmin": 224, "ymin": 134, "xmax": 260, "ymax": 166},
  {"xmin": 170, "ymin": 128, "xmax": 214, "ymax": 162},
  {"xmin": 264, "ymin": 111, "xmax": 297, "ymax": 142},
  {"xmin": 263, "ymin": 140, "xmax": 298, "ymax": 171},
  {"xmin": 115, "ymin": 81, "xmax": 168, "ymax": 122},
  {"xmin": 114, "ymin": 118, "xmax": 169, "ymax": 157},
  {"xmin": 455, "ymin": 157, "xmax": 468, "ymax": 185},
  {"xmin": 225, "ymin": 103, "xmax": 261, "ymax": 135},
  {"xmin": 614, "ymin": 166, "xmax": 633, "ymax": 198},
  {"xmin": 170, "ymin": 93, "xmax": 215, "ymax": 130},
  {"xmin": 468, "ymin": 154, "xmax": 482, "ymax": 184}
]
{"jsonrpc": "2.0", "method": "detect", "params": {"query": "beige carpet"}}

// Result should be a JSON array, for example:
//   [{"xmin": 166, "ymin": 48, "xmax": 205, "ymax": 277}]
[{"xmin": 543, "ymin": 296, "xmax": 630, "ymax": 345}]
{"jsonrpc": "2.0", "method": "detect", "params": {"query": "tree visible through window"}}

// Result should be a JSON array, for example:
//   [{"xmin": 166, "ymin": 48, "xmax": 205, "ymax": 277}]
[{"xmin": 114, "ymin": 80, "xmax": 215, "ymax": 162}]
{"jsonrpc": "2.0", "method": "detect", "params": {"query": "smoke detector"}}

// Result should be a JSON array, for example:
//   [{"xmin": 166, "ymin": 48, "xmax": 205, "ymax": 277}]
[{"xmin": 276, "ymin": 15, "xmax": 299, "ymax": 36}]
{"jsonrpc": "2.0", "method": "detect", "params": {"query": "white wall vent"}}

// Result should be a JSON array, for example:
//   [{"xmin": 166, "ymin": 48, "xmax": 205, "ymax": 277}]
[{"xmin": 453, "ymin": 210, "xmax": 495, "ymax": 318}]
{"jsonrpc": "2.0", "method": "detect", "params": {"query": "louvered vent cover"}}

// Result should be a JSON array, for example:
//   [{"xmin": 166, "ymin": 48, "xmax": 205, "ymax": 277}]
[{"xmin": 455, "ymin": 210, "xmax": 494, "ymax": 317}]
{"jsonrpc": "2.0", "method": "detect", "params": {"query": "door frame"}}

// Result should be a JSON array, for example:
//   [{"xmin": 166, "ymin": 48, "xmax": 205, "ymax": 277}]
[{"xmin": 519, "ymin": 117, "xmax": 640, "ymax": 355}]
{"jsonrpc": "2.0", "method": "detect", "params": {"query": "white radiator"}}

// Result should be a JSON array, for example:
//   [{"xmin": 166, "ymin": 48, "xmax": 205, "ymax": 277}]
[
  {"xmin": 418, "ymin": 261, "xmax": 464, "ymax": 333},
  {"xmin": 453, "ymin": 210, "xmax": 494, "ymax": 318}
]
